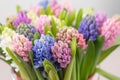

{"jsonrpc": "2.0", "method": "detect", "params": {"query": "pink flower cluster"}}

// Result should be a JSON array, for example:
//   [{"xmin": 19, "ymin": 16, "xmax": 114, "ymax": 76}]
[
  {"xmin": 50, "ymin": 0, "xmax": 72, "ymax": 17},
  {"xmin": 36, "ymin": 15, "xmax": 51, "ymax": 34},
  {"xmin": 56, "ymin": 27, "xmax": 86, "ymax": 49},
  {"xmin": 28, "ymin": 5, "xmax": 41, "ymax": 16},
  {"xmin": 13, "ymin": 35, "xmax": 32, "ymax": 61},
  {"xmin": 100, "ymin": 15, "xmax": 120, "ymax": 48},
  {"xmin": 51, "ymin": 41, "xmax": 71, "ymax": 68}
]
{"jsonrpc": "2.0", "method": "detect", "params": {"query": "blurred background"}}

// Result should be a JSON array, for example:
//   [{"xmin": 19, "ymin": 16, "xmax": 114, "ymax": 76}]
[{"xmin": 0, "ymin": 0, "xmax": 120, "ymax": 80}]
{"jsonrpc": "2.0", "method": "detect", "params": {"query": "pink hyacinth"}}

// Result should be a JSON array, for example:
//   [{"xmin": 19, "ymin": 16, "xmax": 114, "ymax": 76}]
[
  {"xmin": 100, "ymin": 15, "xmax": 120, "ymax": 49},
  {"xmin": 28, "ymin": 5, "xmax": 41, "ymax": 16},
  {"xmin": 56, "ymin": 27, "xmax": 86, "ymax": 49},
  {"xmin": 51, "ymin": 40, "xmax": 71, "ymax": 68},
  {"xmin": 95, "ymin": 12, "xmax": 107, "ymax": 27},
  {"xmin": 13, "ymin": 35, "xmax": 32, "ymax": 61},
  {"xmin": 36, "ymin": 15, "xmax": 51, "ymax": 34},
  {"xmin": 50, "ymin": 0, "xmax": 72, "ymax": 17}
]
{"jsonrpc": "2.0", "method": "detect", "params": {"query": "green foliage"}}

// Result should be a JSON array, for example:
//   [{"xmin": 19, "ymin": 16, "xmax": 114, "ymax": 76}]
[
  {"xmin": 75, "ymin": 9, "xmax": 83, "ymax": 29},
  {"xmin": 16, "ymin": 5, "xmax": 21, "ymax": 12},
  {"xmin": 96, "ymin": 68, "xmax": 120, "ymax": 80},
  {"xmin": 64, "ymin": 38, "xmax": 76, "ymax": 80},
  {"xmin": 29, "ymin": 51, "xmax": 44, "ymax": 80},
  {"xmin": 98, "ymin": 44, "xmax": 120, "ymax": 64},
  {"xmin": 43, "ymin": 60, "xmax": 59, "ymax": 80}
]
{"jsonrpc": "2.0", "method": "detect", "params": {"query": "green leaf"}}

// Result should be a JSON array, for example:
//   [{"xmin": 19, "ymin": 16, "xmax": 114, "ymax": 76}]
[
  {"xmin": 51, "ymin": 17, "xmax": 58, "ymax": 36},
  {"xmin": 0, "ymin": 24, "xmax": 4, "ymax": 34},
  {"xmin": 46, "ymin": 4, "xmax": 52, "ymax": 15},
  {"xmin": 7, "ymin": 23, "xmax": 15, "ymax": 30},
  {"xmin": 29, "ymin": 51, "xmax": 44, "ymax": 80},
  {"xmin": 59, "ymin": 10, "xmax": 67, "ymax": 20},
  {"xmin": 80, "ymin": 41, "xmax": 95, "ymax": 80},
  {"xmin": 96, "ymin": 68, "xmax": 120, "ymax": 80},
  {"xmin": 16, "ymin": 5, "xmax": 21, "ymax": 12},
  {"xmin": 32, "ymin": 32, "xmax": 40, "ymax": 44},
  {"xmin": 40, "ymin": 7, "xmax": 45, "ymax": 15},
  {"xmin": 98, "ymin": 44, "xmax": 120, "ymax": 64},
  {"xmin": 0, "ymin": 48, "xmax": 5, "ymax": 57},
  {"xmin": 43, "ymin": 60, "xmax": 59, "ymax": 80},
  {"xmin": 45, "ymin": 25, "xmax": 51, "ymax": 35},
  {"xmin": 90, "ymin": 36, "xmax": 104, "ymax": 74},
  {"xmin": 70, "ymin": 38, "xmax": 77, "ymax": 55},
  {"xmin": 67, "ymin": 10, "xmax": 76, "ymax": 26},
  {"xmin": 75, "ymin": 9, "xmax": 83, "ymax": 29},
  {"xmin": 64, "ymin": 38, "xmax": 77, "ymax": 80},
  {"xmin": 6, "ymin": 47, "xmax": 31, "ymax": 80},
  {"xmin": 64, "ymin": 55, "xmax": 75, "ymax": 80}
]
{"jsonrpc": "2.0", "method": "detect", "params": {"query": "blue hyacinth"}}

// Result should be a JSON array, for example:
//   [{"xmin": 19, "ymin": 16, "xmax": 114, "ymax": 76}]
[
  {"xmin": 32, "ymin": 34, "xmax": 55, "ymax": 68},
  {"xmin": 38, "ymin": 0, "xmax": 49, "ymax": 9},
  {"xmin": 78, "ymin": 15, "xmax": 99, "ymax": 41}
]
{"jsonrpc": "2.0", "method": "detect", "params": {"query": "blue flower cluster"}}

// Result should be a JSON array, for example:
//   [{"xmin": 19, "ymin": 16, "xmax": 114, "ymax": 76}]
[
  {"xmin": 17, "ymin": 23, "xmax": 38, "ymax": 41},
  {"xmin": 32, "ymin": 34, "xmax": 55, "ymax": 68},
  {"xmin": 38, "ymin": 0, "xmax": 49, "ymax": 9},
  {"xmin": 78, "ymin": 15, "xmax": 99, "ymax": 41}
]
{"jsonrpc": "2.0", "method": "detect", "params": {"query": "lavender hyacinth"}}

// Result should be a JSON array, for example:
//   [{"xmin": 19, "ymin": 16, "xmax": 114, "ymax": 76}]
[
  {"xmin": 78, "ymin": 15, "xmax": 99, "ymax": 41},
  {"xmin": 51, "ymin": 41, "xmax": 71, "ymax": 68},
  {"xmin": 13, "ymin": 11, "xmax": 31, "ymax": 28},
  {"xmin": 16, "ymin": 23, "xmax": 38, "ymax": 41},
  {"xmin": 32, "ymin": 34, "xmax": 55, "ymax": 68}
]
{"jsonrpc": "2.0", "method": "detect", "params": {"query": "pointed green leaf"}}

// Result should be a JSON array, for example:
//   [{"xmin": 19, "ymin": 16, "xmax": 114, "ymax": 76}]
[
  {"xmin": 98, "ymin": 44, "xmax": 120, "ymax": 64},
  {"xmin": 51, "ymin": 17, "xmax": 58, "ymax": 36},
  {"xmin": 96, "ymin": 68, "xmax": 120, "ymax": 80},
  {"xmin": 59, "ymin": 10, "xmax": 67, "ymax": 20},
  {"xmin": 43, "ymin": 60, "xmax": 59, "ymax": 80},
  {"xmin": 40, "ymin": 7, "xmax": 45, "ymax": 15},
  {"xmin": 32, "ymin": 32, "xmax": 40, "ymax": 44},
  {"xmin": 75, "ymin": 9, "xmax": 83, "ymax": 29},
  {"xmin": 80, "ymin": 41, "xmax": 95, "ymax": 80},
  {"xmin": 45, "ymin": 24, "xmax": 51, "ymax": 34},
  {"xmin": 46, "ymin": 4, "xmax": 52, "ymax": 15},
  {"xmin": 16, "ymin": 5, "xmax": 21, "ymax": 12},
  {"xmin": 68, "ymin": 10, "xmax": 76, "ymax": 26},
  {"xmin": 6, "ymin": 47, "xmax": 31, "ymax": 80},
  {"xmin": 29, "ymin": 51, "xmax": 44, "ymax": 80},
  {"xmin": 64, "ymin": 55, "xmax": 75, "ymax": 80},
  {"xmin": 90, "ymin": 36, "xmax": 104, "ymax": 74},
  {"xmin": 70, "ymin": 38, "xmax": 77, "ymax": 55}
]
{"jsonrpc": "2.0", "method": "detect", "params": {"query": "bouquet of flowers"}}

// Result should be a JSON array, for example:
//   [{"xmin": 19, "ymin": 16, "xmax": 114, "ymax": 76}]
[{"xmin": 0, "ymin": 0, "xmax": 120, "ymax": 80}]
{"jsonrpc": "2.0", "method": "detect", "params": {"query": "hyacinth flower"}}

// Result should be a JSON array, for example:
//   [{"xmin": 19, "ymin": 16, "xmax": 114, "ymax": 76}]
[
  {"xmin": 13, "ymin": 34, "xmax": 32, "ymax": 62},
  {"xmin": 95, "ymin": 12, "xmax": 107, "ymax": 27},
  {"xmin": 38, "ymin": 0, "xmax": 49, "ymax": 9},
  {"xmin": 28, "ymin": 5, "xmax": 41, "ymax": 16},
  {"xmin": 13, "ymin": 11, "xmax": 31, "ymax": 28},
  {"xmin": 27, "ymin": 11, "xmax": 38, "ymax": 26},
  {"xmin": 78, "ymin": 15, "xmax": 99, "ymax": 41},
  {"xmin": 0, "ymin": 27, "xmax": 16, "ymax": 60},
  {"xmin": 16, "ymin": 23, "xmax": 38, "ymax": 41},
  {"xmin": 36, "ymin": 15, "xmax": 51, "ymax": 34},
  {"xmin": 56, "ymin": 27, "xmax": 86, "ymax": 49},
  {"xmin": 32, "ymin": 34, "xmax": 55, "ymax": 68},
  {"xmin": 51, "ymin": 41, "xmax": 71, "ymax": 68},
  {"xmin": 100, "ymin": 15, "xmax": 120, "ymax": 49}
]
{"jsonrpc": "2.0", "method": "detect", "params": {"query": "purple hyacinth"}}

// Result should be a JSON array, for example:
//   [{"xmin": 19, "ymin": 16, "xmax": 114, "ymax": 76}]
[
  {"xmin": 78, "ymin": 15, "xmax": 99, "ymax": 41},
  {"xmin": 13, "ymin": 11, "xmax": 31, "ymax": 28},
  {"xmin": 94, "ymin": 12, "xmax": 107, "ymax": 27},
  {"xmin": 16, "ymin": 23, "xmax": 38, "ymax": 41},
  {"xmin": 32, "ymin": 34, "xmax": 55, "ymax": 68},
  {"xmin": 51, "ymin": 41, "xmax": 71, "ymax": 68}
]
